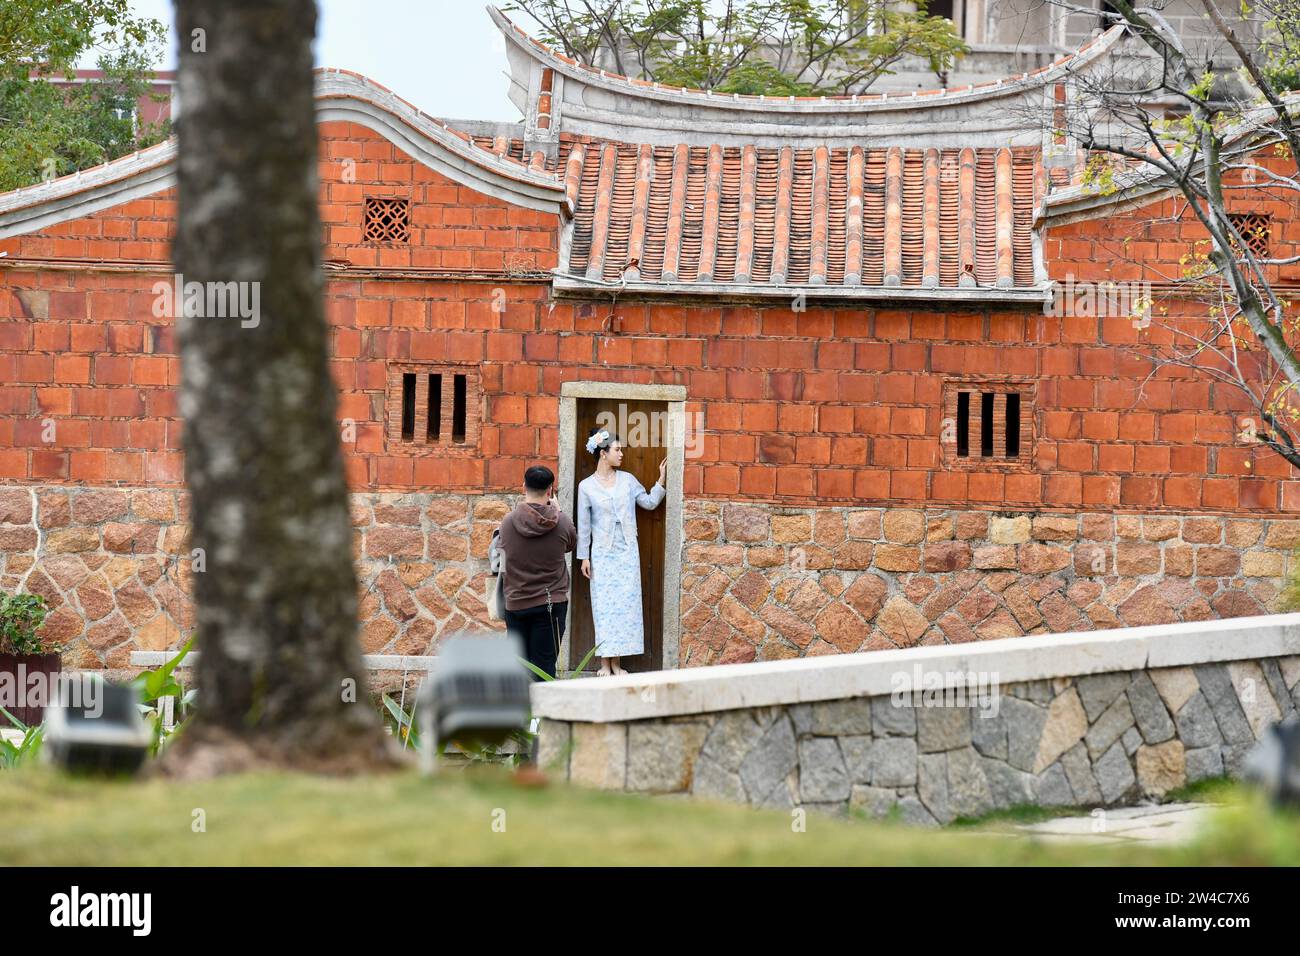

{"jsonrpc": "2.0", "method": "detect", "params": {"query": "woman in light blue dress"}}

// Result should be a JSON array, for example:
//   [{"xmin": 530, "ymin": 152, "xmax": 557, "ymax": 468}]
[{"xmin": 576, "ymin": 428, "xmax": 666, "ymax": 676}]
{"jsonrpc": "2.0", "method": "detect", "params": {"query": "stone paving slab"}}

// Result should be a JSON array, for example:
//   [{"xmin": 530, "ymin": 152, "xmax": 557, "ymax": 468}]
[{"xmin": 1007, "ymin": 802, "xmax": 1214, "ymax": 844}]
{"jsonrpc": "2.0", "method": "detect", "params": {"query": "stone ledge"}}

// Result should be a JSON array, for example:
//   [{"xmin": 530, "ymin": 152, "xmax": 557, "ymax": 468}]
[
  {"xmin": 530, "ymin": 613, "xmax": 1300, "ymax": 722},
  {"xmin": 559, "ymin": 381, "xmax": 687, "ymax": 401}
]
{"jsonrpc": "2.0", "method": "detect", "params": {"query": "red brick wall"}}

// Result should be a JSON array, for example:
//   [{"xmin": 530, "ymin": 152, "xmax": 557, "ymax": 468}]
[
  {"xmin": 0, "ymin": 120, "xmax": 563, "ymax": 491},
  {"xmin": 315, "ymin": 121, "xmax": 558, "ymax": 271},
  {"xmin": 1047, "ymin": 153, "xmax": 1300, "ymax": 288},
  {"xmin": 0, "ymin": 192, "xmax": 177, "ymax": 262},
  {"xmin": 0, "ymin": 269, "xmax": 181, "ymax": 484},
  {"xmin": 1036, "ymin": 157, "xmax": 1300, "ymax": 513},
  {"xmin": 6, "ymin": 275, "xmax": 1299, "ymax": 514},
  {"xmin": 2, "ymin": 126, "xmax": 1298, "ymax": 515}
]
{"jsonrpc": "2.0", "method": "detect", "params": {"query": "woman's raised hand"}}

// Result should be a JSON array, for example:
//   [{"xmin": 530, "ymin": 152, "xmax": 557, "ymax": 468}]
[{"xmin": 658, "ymin": 458, "xmax": 667, "ymax": 485}]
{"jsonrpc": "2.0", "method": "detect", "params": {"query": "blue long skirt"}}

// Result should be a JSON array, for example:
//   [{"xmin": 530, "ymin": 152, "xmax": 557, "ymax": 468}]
[{"xmin": 590, "ymin": 530, "xmax": 645, "ymax": 658}]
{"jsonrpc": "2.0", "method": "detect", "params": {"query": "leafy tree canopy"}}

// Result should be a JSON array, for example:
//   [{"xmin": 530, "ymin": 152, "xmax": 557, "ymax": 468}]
[
  {"xmin": 505, "ymin": 0, "xmax": 967, "ymax": 96},
  {"xmin": 0, "ymin": 0, "xmax": 168, "ymax": 191},
  {"xmin": 1254, "ymin": 0, "xmax": 1300, "ymax": 92}
]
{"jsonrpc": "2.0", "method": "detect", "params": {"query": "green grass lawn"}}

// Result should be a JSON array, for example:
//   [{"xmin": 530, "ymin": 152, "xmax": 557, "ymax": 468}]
[{"xmin": 0, "ymin": 767, "xmax": 1295, "ymax": 866}]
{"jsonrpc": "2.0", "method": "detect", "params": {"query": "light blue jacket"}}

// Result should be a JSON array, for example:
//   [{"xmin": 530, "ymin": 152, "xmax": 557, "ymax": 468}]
[{"xmin": 576, "ymin": 470, "xmax": 665, "ymax": 559}]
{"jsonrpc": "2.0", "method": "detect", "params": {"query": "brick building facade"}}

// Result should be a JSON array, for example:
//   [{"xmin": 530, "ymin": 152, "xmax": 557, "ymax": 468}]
[{"xmin": 1, "ymin": 15, "xmax": 1297, "ymax": 674}]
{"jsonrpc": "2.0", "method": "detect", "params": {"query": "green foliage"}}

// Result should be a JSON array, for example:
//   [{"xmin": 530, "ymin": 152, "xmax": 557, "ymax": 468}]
[
  {"xmin": 0, "ymin": 0, "xmax": 159, "ymax": 75},
  {"xmin": 1255, "ymin": 0, "xmax": 1300, "ymax": 92},
  {"xmin": 0, "ymin": 0, "xmax": 169, "ymax": 190},
  {"xmin": 519, "ymin": 640, "xmax": 599, "ymax": 681},
  {"xmin": 0, "ymin": 593, "xmax": 52, "ymax": 656},
  {"xmin": 0, "ymin": 638, "xmax": 194, "ymax": 769},
  {"xmin": 1262, "ymin": 58, "xmax": 1300, "ymax": 92},
  {"xmin": 447, "ymin": 729, "xmax": 533, "ymax": 767},
  {"xmin": 133, "ymin": 635, "xmax": 192, "ymax": 705},
  {"xmin": 1278, "ymin": 553, "xmax": 1300, "ymax": 612},
  {"xmin": 1079, "ymin": 153, "xmax": 1120, "ymax": 197},
  {"xmin": 1186, "ymin": 69, "xmax": 1216, "ymax": 102},
  {"xmin": 382, "ymin": 692, "xmax": 420, "ymax": 750},
  {"xmin": 1164, "ymin": 775, "xmax": 1237, "ymax": 805},
  {"xmin": 947, "ymin": 802, "xmax": 1090, "ymax": 827},
  {"xmin": 507, "ymin": 0, "xmax": 966, "ymax": 95},
  {"xmin": 394, "ymin": 644, "xmax": 602, "ymax": 767},
  {"xmin": 3, "ymin": 770, "xmax": 1299, "ymax": 866},
  {"xmin": 383, "ymin": 689, "xmax": 533, "ymax": 767},
  {"xmin": 0, "ymin": 705, "xmax": 43, "ymax": 770},
  {"xmin": 131, "ymin": 636, "xmax": 196, "ymax": 758}
]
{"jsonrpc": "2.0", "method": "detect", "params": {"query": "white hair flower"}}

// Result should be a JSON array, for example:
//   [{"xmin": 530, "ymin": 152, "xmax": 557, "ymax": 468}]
[{"xmin": 585, "ymin": 429, "xmax": 610, "ymax": 454}]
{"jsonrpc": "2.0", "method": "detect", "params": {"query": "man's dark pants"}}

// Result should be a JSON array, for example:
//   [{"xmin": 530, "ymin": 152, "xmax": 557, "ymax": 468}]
[{"xmin": 504, "ymin": 600, "xmax": 568, "ymax": 681}]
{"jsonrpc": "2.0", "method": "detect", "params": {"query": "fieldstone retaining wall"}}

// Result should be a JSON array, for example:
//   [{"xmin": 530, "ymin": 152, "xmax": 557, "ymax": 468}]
[
  {"xmin": 533, "ymin": 616, "xmax": 1300, "ymax": 823},
  {"xmin": 0, "ymin": 486, "xmax": 509, "ymax": 670},
  {"xmin": 681, "ymin": 502, "xmax": 1299, "ymax": 665},
  {"xmin": 4, "ymin": 483, "xmax": 1298, "ymax": 673}
]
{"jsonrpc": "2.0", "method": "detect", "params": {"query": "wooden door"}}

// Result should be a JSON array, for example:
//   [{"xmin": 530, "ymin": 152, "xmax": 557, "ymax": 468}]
[{"xmin": 569, "ymin": 397, "xmax": 667, "ymax": 673}]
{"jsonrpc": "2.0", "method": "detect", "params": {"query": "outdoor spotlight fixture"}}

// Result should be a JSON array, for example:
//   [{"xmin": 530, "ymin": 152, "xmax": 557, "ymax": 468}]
[
  {"xmin": 417, "ymin": 632, "xmax": 532, "ymax": 774},
  {"xmin": 1243, "ymin": 718, "xmax": 1300, "ymax": 807},
  {"xmin": 44, "ymin": 680, "xmax": 152, "ymax": 776}
]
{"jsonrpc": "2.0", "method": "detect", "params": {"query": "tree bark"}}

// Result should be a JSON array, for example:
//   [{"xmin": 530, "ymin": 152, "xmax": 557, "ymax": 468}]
[{"xmin": 164, "ymin": 0, "xmax": 393, "ymax": 775}]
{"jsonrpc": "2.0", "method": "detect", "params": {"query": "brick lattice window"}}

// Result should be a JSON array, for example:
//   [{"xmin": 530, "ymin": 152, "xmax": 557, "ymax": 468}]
[
  {"xmin": 942, "ymin": 379, "xmax": 1036, "ymax": 470},
  {"xmin": 364, "ymin": 197, "xmax": 411, "ymax": 242},
  {"xmin": 1228, "ymin": 213, "xmax": 1271, "ymax": 259},
  {"xmin": 387, "ymin": 364, "xmax": 480, "ymax": 452}
]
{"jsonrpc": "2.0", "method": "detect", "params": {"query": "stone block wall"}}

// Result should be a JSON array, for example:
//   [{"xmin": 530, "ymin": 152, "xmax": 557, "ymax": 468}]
[
  {"xmin": 681, "ymin": 501, "xmax": 1299, "ymax": 666},
  {"xmin": 0, "ymin": 485, "xmax": 192, "ymax": 668},
  {"xmin": 5, "ymin": 481, "xmax": 1300, "ymax": 670},
  {"xmin": 537, "ymin": 652, "xmax": 1300, "ymax": 823},
  {"xmin": 0, "ymin": 485, "xmax": 508, "ymax": 671},
  {"xmin": 349, "ymin": 491, "xmax": 509, "ymax": 655}
]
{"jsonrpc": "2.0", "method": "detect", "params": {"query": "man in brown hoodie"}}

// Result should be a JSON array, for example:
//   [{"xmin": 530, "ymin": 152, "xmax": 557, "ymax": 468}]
[{"xmin": 496, "ymin": 465, "xmax": 576, "ymax": 680}]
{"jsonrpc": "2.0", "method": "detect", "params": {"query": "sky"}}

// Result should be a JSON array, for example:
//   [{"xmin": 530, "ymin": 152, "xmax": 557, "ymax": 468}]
[{"xmin": 96, "ymin": 1, "xmax": 537, "ymax": 122}]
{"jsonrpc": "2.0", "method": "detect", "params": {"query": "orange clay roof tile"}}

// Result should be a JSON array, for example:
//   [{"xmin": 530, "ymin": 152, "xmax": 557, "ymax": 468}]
[{"xmin": 554, "ymin": 137, "xmax": 1040, "ymax": 291}]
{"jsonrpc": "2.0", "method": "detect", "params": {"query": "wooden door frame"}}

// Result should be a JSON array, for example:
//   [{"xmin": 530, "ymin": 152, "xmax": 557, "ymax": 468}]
[{"xmin": 557, "ymin": 380, "xmax": 686, "ymax": 672}]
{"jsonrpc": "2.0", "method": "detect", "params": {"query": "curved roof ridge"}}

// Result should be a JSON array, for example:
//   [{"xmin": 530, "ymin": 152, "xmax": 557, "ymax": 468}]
[
  {"xmin": 489, "ymin": 5, "xmax": 1127, "ymax": 112},
  {"xmin": 313, "ymin": 68, "xmax": 560, "ymax": 188},
  {"xmin": 0, "ymin": 139, "xmax": 176, "ymax": 218},
  {"xmin": 0, "ymin": 68, "xmax": 565, "ymax": 236}
]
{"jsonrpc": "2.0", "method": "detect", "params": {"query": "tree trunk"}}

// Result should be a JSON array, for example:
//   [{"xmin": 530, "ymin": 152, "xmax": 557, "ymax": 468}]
[{"xmin": 164, "ymin": 0, "xmax": 393, "ymax": 775}]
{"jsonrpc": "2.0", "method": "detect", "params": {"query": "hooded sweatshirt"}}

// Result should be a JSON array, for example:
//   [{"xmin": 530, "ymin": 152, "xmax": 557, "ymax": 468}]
[{"xmin": 497, "ymin": 499, "xmax": 576, "ymax": 612}]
